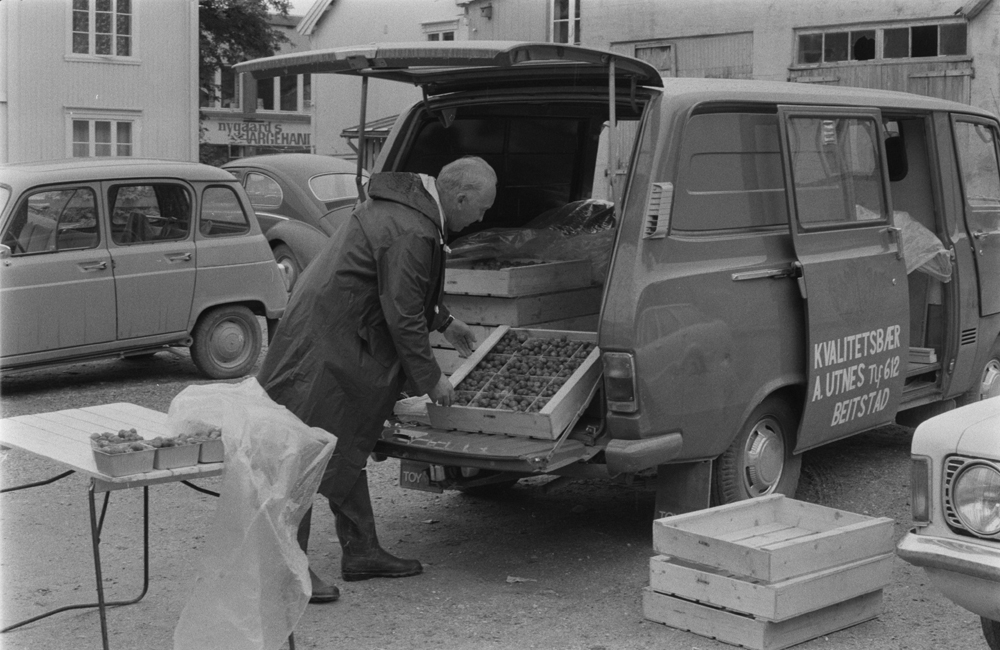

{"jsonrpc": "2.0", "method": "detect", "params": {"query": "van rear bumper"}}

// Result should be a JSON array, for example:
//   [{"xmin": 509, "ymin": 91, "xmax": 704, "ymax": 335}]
[{"xmin": 605, "ymin": 433, "xmax": 683, "ymax": 475}]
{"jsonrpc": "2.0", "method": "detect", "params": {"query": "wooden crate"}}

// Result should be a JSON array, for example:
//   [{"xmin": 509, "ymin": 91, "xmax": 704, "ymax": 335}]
[
  {"xmin": 648, "ymin": 552, "xmax": 893, "ymax": 622},
  {"xmin": 427, "ymin": 326, "xmax": 601, "ymax": 439},
  {"xmin": 643, "ymin": 588, "xmax": 883, "ymax": 650},
  {"xmin": 444, "ymin": 258, "xmax": 592, "ymax": 296},
  {"xmin": 444, "ymin": 287, "xmax": 602, "ymax": 327},
  {"xmin": 652, "ymin": 495, "xmax": 895, "ymax": 582},
  {"xmin": 430, "ymin": 314, "xmax": 600, "ymax": 375},
  {"xmin": 644, "ymin": 496, "xmax": 894, "ymax": 650}
]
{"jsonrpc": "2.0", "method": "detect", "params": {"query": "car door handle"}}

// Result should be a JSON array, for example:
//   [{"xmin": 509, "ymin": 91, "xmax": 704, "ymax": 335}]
[
  {"xmin": 973, "ymin": 229, "xmax": 998, "ymax": 240},
  {"xmin": 165, "ymin": 252, "xmax": 192, "ymax": 262},
  {"xmin": 78, "ymin": 261, "xmax": 107, "ymax": 272}
]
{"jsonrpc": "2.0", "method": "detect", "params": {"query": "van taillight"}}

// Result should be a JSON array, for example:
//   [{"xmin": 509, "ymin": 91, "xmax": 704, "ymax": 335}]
[{"xmin": 603, "ymin": 352, "xmax": 637, "ymax": 413}]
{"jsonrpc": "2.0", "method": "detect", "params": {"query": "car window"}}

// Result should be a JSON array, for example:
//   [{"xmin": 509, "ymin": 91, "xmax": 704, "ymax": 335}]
[
  {"xmin": 309, "ymin": 172, "xmax": 362, "ymax": 201},
  {"xmin": 110, "ymin": 184, "xmax": 192, "ymax": 245},
  {"xmin": 200, "ymin": 186, "xmax": 251, "ymax": 237},
  {"xmin": 672, "ymin": 112, "xmax": 788, "ymax": 232},
  {"xmin": 244, "ymin": 172, "xmax": 283, "ymax": 209},
  {"xmin": 954, "ymin": 121, "xmax": 1000, "ymax": 210},
  {"xmin": 786, "ymin": 116, "xmax": 887, "ymax": 226},
  {"xmin": 1, "ymin": 187, "xmax": 99, "ymax": 255}
]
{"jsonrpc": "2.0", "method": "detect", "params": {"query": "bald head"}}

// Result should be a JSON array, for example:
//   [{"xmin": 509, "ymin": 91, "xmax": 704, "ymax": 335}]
[{"xmin": 436, "ymin": 157, "xmax": 497, "ymax": 233}]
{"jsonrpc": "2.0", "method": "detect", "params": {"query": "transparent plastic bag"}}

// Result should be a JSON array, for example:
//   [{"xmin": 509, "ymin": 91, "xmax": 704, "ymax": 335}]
[
  {"xmin": 895, "ymin": 211, "xmax": 953, "ymax": 282},
  {"xmin": 170, "ymin": 378, "xmax": 337, "ymax": 650},
  {"xmin": 448, "ymin": 200, "xmax": 617, "ymax": 281}
]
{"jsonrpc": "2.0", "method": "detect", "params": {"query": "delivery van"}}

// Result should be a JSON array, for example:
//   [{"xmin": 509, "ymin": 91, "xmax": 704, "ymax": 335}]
[{"xmin": 236, "ymin": 42, "xmax": 1000, "ymax": 515}]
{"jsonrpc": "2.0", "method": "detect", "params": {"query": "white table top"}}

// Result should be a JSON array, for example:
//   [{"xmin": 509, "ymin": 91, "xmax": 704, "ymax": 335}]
[{"xmin": 0, "ymin": 402, "xmax": 223, "ymax": 490}]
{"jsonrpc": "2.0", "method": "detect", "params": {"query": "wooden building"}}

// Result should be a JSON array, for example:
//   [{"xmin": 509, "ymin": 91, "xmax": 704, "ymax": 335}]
[
  {"xmin": 459, "ymin": 0, "xmax": 1000, "ymax": 113},
  {"xmin": 296, "ymin": 0, "xmax": 469, "ymax": 159},
  {"xmin": 0, "ymin": 0, "xmax": 200, "ymax": 164}
]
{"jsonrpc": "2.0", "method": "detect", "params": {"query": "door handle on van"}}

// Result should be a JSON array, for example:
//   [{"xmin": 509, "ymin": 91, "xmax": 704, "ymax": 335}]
[
  {"xmin": 165, "ymin": 252, "xmax": 192, "ymax": 262},
  {"xmin": 883, "ymin": 226, "xmax": 904, "ymax": 259},
  {"xmin": 78, "ymin": 261, "xmax": 107, "ymax": 272},
  {"xmin": 731, "ymin": 265, "xmax": 802, "ymax": 281},
  {"xmin": 973, "ymin": 229, "xmax": 997, "ymax": 240}
]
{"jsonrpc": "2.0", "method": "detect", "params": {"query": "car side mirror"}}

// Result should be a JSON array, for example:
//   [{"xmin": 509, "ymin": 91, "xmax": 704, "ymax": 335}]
[{"xmin": 0, "ymin": 244, "xmax": 11, "ymax": 262}]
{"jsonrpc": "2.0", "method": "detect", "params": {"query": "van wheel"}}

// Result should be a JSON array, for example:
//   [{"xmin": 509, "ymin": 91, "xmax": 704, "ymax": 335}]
[
  {"xmin": 957, "ymin": 338, "xmax": 1000, "ymax": 406},
  {"xmin": 713, "ymin": 397, "xmax": 802, "ymax": 505},
  {"xmin": 983, "ymin": 617, "xmax": 1000, "ymax": 650},
  {"xmin": 191, "ymin": 306, "xmax": 262, "ymax": 379},
  {"xmin": 273, "ymin": 244, "xmax": 301, "ymax": 292}
]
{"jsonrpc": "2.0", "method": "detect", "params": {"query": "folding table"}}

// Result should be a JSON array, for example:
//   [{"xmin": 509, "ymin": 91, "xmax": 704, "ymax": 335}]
[{"xmin": 0, "ymin": 402, "xmax": 225, "ymax": 650}]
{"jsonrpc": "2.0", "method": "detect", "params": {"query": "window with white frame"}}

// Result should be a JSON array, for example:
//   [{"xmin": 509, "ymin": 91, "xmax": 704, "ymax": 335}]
[
  {"xmin": 257, "ymin": 74, "xmax": 311, "ymax": 112},
  {"xmin": 72, "ymin": 0, "xmax": 132, "ymax": 57},
  {"xmin": 70, "ymin": 116, "xmax": 135, "ymax": 157},
  {"xmin": 200, "ymin": 67, "xmax": 242, "ymax": 110},
  {"xmin": 423, "ymin": 19, "xmax": 458, "ymax": 41},
  {"xmin": 552, "ymin": 0, "xmax": 580, "ymax": 45},
  {"xmin": 796, "ymin": 20, "xmax": 967, "ymax": 65}
]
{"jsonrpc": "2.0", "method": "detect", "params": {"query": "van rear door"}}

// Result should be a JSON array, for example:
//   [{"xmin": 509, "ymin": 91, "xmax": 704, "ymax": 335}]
[{"xmin": 777, "ymin": 106, "xmax": 909, "ymax": 451}]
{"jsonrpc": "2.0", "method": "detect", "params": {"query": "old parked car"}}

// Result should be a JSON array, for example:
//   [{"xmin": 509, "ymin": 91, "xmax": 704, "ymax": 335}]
[
  {"xmin": 0, "ymin": 158, "xmax": 288, "ymax": 379},
  {"xmin": 222, "ymin": 153, "xmax": 366, "ymax": 290},
  {"xmin": 897, "ymin": 395, "xmax": 1000, "ymax": 650}
]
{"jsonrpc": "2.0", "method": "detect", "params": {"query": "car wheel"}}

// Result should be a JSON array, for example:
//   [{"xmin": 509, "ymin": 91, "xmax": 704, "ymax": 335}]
[
  {"xmin": 983, "ymin": 617, "xmax": 1000, "ymax": 650},
  {"xmin": 957, "ymin": 338, "xmax": 1000, "ymax": 406},
  {"xmin": 272, "ymin": 244, "xmax": 301, "ymax": 292},
  {"xmin": 712, "ymin": 397, "xmax": 802, "ymax": 505},
  {"xmin": 190, "ymin": 305, "xmax": 262, "ymax": 379}
]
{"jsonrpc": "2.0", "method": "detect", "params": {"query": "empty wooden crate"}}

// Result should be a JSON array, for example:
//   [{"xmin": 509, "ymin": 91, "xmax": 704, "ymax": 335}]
[{"xmin": 643, "ymin": 495, "xmax": 895, "ymax": 650}]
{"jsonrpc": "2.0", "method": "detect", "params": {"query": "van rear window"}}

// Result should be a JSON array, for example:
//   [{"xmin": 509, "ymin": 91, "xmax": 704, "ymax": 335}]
[{"xmin": 672, "ymin": 113, "xmax": 788, "ymax": 232}]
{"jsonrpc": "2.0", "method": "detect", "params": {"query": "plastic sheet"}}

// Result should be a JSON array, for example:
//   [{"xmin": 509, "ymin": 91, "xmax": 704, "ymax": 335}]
[
  {"xmin": 449, "ymin": 200, "xmax": 617, "ymax": 281},
  {"xmin": 170, "ymin": 378, "xmax": 337, "ymax": 650},
  {"xmin": 895, "ymin": 211, "xmax": 953, "ymax": 282}
]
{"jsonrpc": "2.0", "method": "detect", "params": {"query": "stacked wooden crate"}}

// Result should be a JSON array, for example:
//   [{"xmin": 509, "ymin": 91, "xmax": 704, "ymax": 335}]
[
  {"xmin": 644, "ymin": 495, "xmax": 895, "ymax": 650},
  {"xmin": 434, "ymin": 257, "xmax": 599, "ymax": 374},
  {"xmin": 427, "ymin": 326, "xmax": 601, "ymax": 440}
]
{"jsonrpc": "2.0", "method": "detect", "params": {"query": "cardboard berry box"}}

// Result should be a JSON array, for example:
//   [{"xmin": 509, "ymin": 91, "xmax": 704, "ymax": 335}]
[{"xmin": 427, "ymin": 326, "xmax": 601, "ymax": 440}]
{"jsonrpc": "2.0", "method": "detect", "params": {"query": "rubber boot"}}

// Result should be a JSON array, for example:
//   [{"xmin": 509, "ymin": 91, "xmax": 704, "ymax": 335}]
[
  {"xmin": 332, "ymin": 471, "xmax": 422, "ymax": 582},
  {"xmin": 298, "ymin": 507, "xmax": 340, "ymax": 603}
]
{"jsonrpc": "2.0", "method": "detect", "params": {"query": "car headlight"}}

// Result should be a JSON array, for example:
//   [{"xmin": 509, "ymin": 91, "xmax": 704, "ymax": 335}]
[{"xmin": 953, "ymin": 462, "xmax": 1000, "ymax": 537}]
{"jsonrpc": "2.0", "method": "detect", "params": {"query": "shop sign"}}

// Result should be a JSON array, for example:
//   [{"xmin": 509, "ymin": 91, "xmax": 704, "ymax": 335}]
[{"xmin": 202, "ymin": 118, "xmax": 311, "ymax": 146}]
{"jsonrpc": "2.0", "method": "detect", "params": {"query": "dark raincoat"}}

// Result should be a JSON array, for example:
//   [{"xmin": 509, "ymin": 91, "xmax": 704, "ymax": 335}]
[{"xmin": 257, "ymin": 172, "xmax": 451, "ymax": 506}]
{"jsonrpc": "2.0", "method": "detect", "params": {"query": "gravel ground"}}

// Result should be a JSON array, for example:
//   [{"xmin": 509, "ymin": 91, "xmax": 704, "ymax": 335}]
[{"xmin": 0, "ymin": 344, "xmax": 986, "ymax": 650}]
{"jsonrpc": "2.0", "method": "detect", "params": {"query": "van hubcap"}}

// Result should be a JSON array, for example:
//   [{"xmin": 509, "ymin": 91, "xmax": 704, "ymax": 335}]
[{"xmin": 743, "ymin": 417, "xmax": 784, "ymax": 497}]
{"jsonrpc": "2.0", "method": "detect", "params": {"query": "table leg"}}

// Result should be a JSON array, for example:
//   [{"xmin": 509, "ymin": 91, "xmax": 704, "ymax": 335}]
[
  {"xmin": 0, "ymin": 483, "xmax": 150, "ymax": 645},
  {"xmin": 88, "ymin": 482, "xmax": 111, "ymax": 650}
]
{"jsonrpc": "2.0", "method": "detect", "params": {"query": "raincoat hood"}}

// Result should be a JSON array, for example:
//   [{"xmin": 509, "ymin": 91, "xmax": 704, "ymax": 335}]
[{"xmin": 367, "ymin": 172, "xmax": 445, "ymax": 237}]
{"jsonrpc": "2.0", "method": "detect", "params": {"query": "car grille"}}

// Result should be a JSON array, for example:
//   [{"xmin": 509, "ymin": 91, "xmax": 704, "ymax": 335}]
[{"xmin": 943, "ymin": 455, "xmax": 1000, "ymax": 539}]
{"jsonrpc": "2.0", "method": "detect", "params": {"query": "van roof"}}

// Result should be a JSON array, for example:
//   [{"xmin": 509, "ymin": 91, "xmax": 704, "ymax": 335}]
[{"xmin": 656, "ymin": 76, "xmax": 995, "ymax": 117}]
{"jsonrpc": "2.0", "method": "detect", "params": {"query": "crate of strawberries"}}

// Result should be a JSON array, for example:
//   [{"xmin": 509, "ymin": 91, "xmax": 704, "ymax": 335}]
[{"xmin": 427, "ymin": 326, "xmax": 601, "ymax": 439}]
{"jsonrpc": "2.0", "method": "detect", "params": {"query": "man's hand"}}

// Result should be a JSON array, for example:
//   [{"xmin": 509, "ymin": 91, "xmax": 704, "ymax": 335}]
[
  {"xmin": 443, "ymin": 318, "xmax": 477, "ymax": 357},
  {"xmin": 428, "ymin": 374, "xmax": 455, "ymax": 406}
]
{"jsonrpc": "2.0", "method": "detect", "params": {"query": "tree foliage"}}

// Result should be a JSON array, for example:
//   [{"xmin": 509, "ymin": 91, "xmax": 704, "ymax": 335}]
[{"xmin": 199, "ymin": 0, "xmax": 290, "ymax": 100}]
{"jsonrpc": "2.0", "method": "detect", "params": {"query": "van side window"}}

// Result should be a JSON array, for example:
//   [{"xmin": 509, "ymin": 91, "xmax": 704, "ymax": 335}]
[
  {"xmin": 110, "ymin": 184, "xmax": 192, "ymax": 245},
  {"xmin": 200, "ymin": 186, "xmax": 251, "ymax": 237},
  {"xmin": 1, "ymin": 187, "xmax": 99, "ymax": 255},
  {"xmin": 953, "ymin": 121, "xmax": 1000, "ymax": 210},
  {"xmin": 672, "ymin": 113, "xmax": 788, "ymax": 231},
  {"xmin": 786, "ymin": 116, "xmax": 887, "ymax": 225}
]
